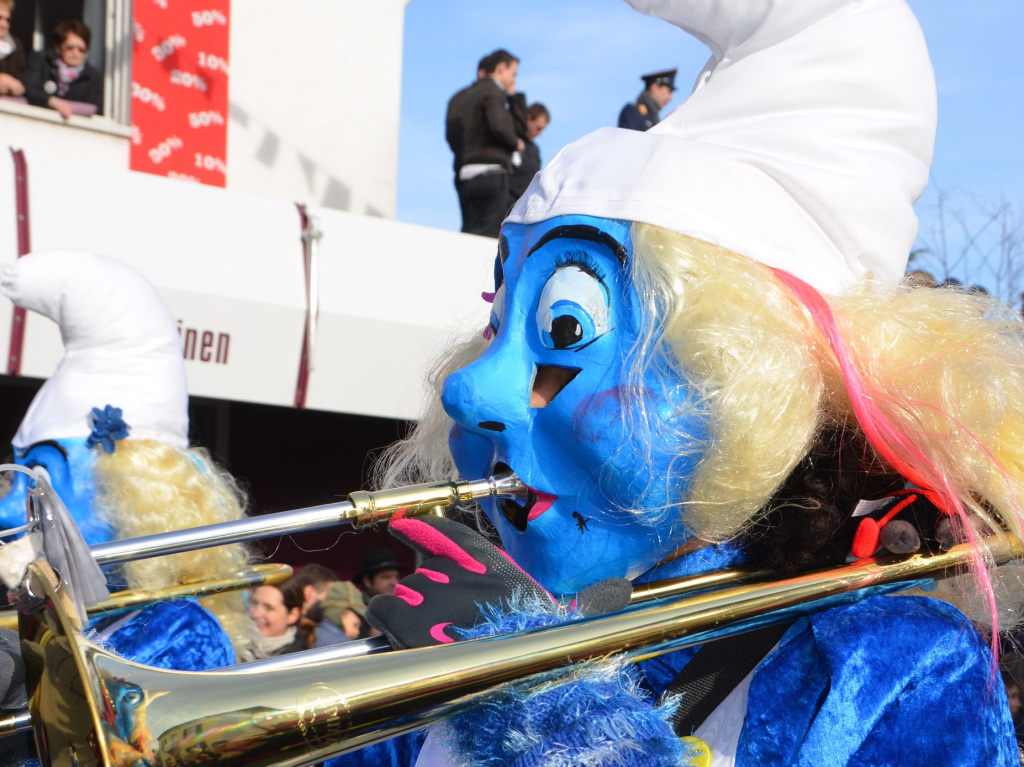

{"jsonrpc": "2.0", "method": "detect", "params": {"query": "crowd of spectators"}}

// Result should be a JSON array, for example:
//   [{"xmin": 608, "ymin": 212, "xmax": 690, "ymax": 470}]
[
  {"xmin": 246, "ymin": 547, "xmax": 405, "ymax": 659},
  {"xmin": 0, "ymin": 1, "xmax": 102, "ymax": 120},
  {"xmin": 442, "ymin": 55, "xmax": 694, "ymax": 235}
]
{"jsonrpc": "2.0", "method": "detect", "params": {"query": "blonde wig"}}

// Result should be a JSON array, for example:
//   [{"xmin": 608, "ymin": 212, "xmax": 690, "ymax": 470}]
[
  {"xmin": 379, "ymin": 223, "xmax": 1024, "ymax": 629},
  {"xmin": 94, "ymin": 440, "xmax": 252, "ymax": 653}
]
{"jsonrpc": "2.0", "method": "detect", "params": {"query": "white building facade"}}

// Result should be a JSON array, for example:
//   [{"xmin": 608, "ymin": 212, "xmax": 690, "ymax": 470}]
[{"xmin": 0, "ymin": 0, "xmax": 495, "ymax": 422}]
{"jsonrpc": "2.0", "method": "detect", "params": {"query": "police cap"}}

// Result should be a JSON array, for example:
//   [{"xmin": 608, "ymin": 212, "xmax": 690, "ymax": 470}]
[{"xmin": 641, "ymin": 68, "xmax": 677, "ymax": 91}]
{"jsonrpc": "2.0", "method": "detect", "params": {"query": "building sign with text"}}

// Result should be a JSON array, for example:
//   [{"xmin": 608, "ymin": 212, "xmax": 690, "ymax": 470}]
[{"xmin": 130, "ymin": 2, "xmax": 230, "ymax": 187}]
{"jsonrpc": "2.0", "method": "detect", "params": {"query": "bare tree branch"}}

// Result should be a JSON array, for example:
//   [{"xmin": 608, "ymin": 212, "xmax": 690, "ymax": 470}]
[{"xmin": 912, "ymin": 185, "xmax": 1024, "ymax": 309}]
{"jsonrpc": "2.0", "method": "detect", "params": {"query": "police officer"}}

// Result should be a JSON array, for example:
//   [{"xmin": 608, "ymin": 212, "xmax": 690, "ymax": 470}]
[{"xmin": 618, "ymin": 68, "xmax": 676, "ymax": 131}]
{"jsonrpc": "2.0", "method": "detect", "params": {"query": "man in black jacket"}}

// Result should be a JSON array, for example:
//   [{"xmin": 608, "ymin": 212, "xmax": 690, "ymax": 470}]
[
  {"xmin": 508, "ymin": 102, "xmax": 550, "ymax": 209},
  {"xmin": 454, "ymin": 49, "xmax": 523, "ymax": 237},
  {"xmin": 446, "ymin": 54, "xmax": 488, "ymax": 231}
]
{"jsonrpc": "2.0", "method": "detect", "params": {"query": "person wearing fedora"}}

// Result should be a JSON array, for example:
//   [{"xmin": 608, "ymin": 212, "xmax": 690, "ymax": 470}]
[
  {"xmin": 353, "ymin": 547, "xmax": 404, "ymax": 602},
  {"xmin": 618, "ymin": 67, "xmax": 676, "ymax": 131}
]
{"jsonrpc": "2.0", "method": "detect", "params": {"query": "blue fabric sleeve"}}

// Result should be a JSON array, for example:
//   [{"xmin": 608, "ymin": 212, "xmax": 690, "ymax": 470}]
[
  {"xmin": 327, "ymin": 599, "xmax": 681, "ymax": 767},
  {"xmin": 427, "ymin": 598, "xmax": 685, "ymax": 766},
  {"xmin": 736, "ymin": 595, "xmax": 1018, "ymax": 767},
  {"xmin": 442, "ymin": 658, "xmax": 685, "ymax": 767},
  {"xmin": 101, "ymin": 599, "xmax": 235, "ymax": 671}
]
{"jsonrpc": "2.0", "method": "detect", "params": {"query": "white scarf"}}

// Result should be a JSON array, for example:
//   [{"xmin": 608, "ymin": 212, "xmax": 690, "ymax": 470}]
[
  {"xmin": 251, "ymin": 626, "xmax": 297, "ymax": 659},
  {"xmin": 56, "ymin": 57, "xmax": 85, "ymax": 96}
]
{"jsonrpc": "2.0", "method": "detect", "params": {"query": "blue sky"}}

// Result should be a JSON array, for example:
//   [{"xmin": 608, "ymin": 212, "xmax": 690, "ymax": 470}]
[{"xmin": 397, "ymin": 1, "xmax": 1024, "ymax": 296}]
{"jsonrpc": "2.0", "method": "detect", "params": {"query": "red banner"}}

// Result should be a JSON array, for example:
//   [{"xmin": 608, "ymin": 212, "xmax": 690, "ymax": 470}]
[{"xmin": 130, "ymin": 1, "xmax": 231, "ymax": 187}]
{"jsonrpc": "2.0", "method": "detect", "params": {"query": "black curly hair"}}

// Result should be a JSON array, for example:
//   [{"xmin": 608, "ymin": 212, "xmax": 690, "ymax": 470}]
[{"xmin": 739, "ymin": 426, "xmax": 908, "ymax": 574}]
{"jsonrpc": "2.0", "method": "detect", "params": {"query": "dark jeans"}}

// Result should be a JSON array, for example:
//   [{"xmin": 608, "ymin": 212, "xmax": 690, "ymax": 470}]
[{"xmin": 459, "ymin": 171, "xmax": 509, "ymax": 238}]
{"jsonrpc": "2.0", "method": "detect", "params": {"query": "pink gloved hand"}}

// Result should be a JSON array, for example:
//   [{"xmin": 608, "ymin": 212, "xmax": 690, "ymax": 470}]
[
  {"xmin": 365, "ymin": 514, "xmax": 552, "ymax": 649},
  {"xmin": 366, "ymin": 514, "xmax": 632, "ymax": 650}
]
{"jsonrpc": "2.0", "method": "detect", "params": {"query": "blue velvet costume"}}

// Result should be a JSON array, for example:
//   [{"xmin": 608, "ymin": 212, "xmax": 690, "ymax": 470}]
[
  {"xmin": 734, "ymin": 596, "xmax": 1014, "ymax": 765},
  {"xmin": 97, "ymin": 599, "xmax": 235, "ymax": 671},
  {"xmin": 0, "ymin": 438, "xmax": 239, "ymax": 675}
]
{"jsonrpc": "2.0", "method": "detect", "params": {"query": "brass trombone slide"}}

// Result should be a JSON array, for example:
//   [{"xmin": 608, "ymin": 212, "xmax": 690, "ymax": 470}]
[
  {"xmin": 86, "ymin": 472, "xmax": 527, "ymax": 567},
  {"xmin": 0, "ymin": 565, "xmax": 294, "ymax": 738},
  {"xmin": 0, "ymin": 474, "xmax": 522, "ymax": 636},
  {"xmin": 22, "ymin": 534, "xmax": 1023, "ymax": 767}
]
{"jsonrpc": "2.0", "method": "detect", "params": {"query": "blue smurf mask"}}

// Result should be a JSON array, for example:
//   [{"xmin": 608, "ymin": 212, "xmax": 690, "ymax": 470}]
[
  {"xmin": 441, "ymin": 215, "xmax": 710, "ymax": 596},
  {"xmin": 0, "ymin": 438, "xmax": 107, "ymax": 545}
]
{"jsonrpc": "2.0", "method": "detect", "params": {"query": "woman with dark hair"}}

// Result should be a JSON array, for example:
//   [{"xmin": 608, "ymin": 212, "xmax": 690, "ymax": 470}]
[
  {"xmin": 248, "ymin": 581, "xmax": 306, "ymax": 659},
  {"xmin": 24, "ymin": 18, "xmax": 102, "ymax": 120}
]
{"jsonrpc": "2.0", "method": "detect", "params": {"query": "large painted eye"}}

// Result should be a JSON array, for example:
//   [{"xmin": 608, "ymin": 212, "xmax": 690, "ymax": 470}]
[
  {"xmin": 488, "ymin": 283, "xmax": 506, "ymax": 337},
  {"xmin": 536, "ymin": 266, "xmax": 609, "ymax": 351}
]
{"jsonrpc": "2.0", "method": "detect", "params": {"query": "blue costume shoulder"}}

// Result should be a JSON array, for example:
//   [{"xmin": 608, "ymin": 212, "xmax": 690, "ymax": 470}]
[
  {"xmin": 737, "ymin": 594, "xmax": 1017, "ymax": 766},
  {"xmin": 101, "ymin": 598, "xmax": 235, "ymax": 671}
]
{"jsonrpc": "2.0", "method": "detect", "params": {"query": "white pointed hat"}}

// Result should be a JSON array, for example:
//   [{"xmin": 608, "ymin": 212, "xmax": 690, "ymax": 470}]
[
  {"xmin": 507, "ymin": 0, "xmax": 937, "ymax": 296},
  {"xmin": 2, "ymin": 249, "xmax": 189, "ymax": 450}
]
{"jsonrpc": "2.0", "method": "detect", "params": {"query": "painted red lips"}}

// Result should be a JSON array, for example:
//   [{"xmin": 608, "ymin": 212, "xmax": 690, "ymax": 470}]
[
  {"xmin": 499, "ymin": 481, "xmax": 558, "ymax": 532},
  {"xmin": 526, "ymin": 486, "xmax": 557, "ymax": 521}
]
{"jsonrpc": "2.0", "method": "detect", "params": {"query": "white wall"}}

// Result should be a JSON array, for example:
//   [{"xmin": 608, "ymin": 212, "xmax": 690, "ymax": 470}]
[
  {"xmin": 0, "ymin": 100, "xmax": 131, "ymax": 168},
  {"xmin": 0, "ymin": 147, "xmax": 495, "ymax": 420},
  {"xmin": 226, "ymin": 1, "xmax": 408, "ymax": 218}
]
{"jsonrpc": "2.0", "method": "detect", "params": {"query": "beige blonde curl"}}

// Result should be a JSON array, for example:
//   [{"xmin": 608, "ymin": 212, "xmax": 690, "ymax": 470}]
[{"xmin": 94, "ymin": 440, "xmax": 253, "ymax": 654}]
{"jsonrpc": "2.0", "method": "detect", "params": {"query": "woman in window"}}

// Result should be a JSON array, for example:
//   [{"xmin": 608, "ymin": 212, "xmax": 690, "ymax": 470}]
[{"xmin": 24, "ymin": 18, "xmax": 102, "ymax": 120}]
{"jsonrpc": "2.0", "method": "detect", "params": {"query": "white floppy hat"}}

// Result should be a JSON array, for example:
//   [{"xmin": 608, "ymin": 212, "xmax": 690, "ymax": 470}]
[
  {"xmin": 507, "ymin": 0, "xmax": 937, "ymax": 296},
  {"xmin": 2, "ymin": 249, "xmax": 189, "ymax": 450}
]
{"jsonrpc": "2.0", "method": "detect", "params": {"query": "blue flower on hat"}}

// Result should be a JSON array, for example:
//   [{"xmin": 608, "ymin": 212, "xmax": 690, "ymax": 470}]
[{"xmin": 86, "ymin": 405, "xmax": 130, "ymax": 454}]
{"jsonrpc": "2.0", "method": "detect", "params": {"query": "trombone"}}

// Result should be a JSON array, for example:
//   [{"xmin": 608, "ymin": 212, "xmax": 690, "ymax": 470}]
[{"xmin": 12, "ymin": 473, "xmax": 1024, "ymax": 767}]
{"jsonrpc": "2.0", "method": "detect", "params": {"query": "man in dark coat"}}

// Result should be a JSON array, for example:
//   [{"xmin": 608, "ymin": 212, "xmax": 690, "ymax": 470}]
[
  {"xmin": 618, "ymin": 68, "xmax": 676, "ymax": 131},
  {"xmin": 508, "ymin": 102, "xmax": 550, "ymax": 209},
  {"xmin": 446, "ymin": 54, "xmax": 490, "ymax": 232},
  {"xmin": 455, "ymin": 49, "xmax": 523, "ymax": 237}
]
